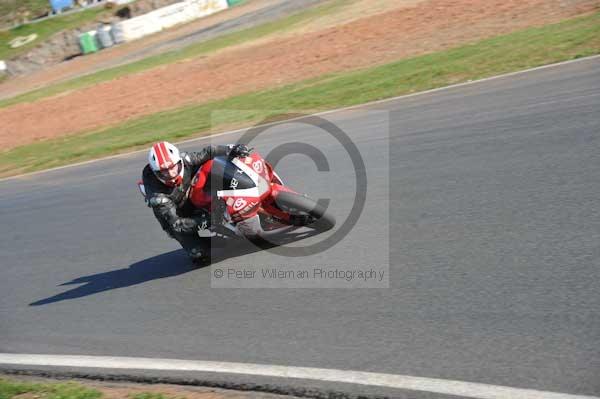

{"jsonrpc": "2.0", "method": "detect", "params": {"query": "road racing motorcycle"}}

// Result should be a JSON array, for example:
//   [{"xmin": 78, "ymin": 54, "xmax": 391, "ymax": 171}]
[{"xmin": 137, "ymin": 150, "xmax": 335, "ymax": 241}]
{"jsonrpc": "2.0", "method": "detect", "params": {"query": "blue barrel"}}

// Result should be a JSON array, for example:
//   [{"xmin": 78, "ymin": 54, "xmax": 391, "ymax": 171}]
[{"xmin": 49, "ymin": 0, "xmax": 74, "ymax": 13}]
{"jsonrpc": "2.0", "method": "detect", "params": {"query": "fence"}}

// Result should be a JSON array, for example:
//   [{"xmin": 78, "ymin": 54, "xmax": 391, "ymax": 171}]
[{"xmin": 109, "ymin": 0, "xmax": 228, "ymax": 44}]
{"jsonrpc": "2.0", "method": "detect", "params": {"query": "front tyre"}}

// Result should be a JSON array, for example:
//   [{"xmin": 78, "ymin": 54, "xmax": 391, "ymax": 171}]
[{"xmin": 274, "ymin": 191, "xmax": 336, "ymax": 232}]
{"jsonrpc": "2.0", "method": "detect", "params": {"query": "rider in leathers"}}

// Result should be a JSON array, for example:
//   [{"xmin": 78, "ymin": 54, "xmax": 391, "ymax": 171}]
[{"xmin": 142, "ymin": 141, "xmax": 250, "ymax": 264}]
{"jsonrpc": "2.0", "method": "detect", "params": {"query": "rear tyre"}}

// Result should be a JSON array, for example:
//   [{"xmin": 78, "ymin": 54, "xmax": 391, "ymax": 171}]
[{"xmin": 274, "ymin": 191, "xmax": 336, "ymax": 232}]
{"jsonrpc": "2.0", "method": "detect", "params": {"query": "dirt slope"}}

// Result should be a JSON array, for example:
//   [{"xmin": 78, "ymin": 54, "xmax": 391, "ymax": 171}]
[{"xmin": 1, "ymin": 0, "xmax": 599, "ymax": 149}]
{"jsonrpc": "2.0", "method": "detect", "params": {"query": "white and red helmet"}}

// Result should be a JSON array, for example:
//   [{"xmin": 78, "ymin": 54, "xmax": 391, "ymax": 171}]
[{"xmin": 148, "ymin": 141, "xmax": 184, "ymax": 186}]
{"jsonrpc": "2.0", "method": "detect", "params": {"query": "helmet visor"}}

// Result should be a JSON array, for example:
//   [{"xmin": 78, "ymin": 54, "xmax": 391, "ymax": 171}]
[{"xmin": 156, "ymin": 160, "xmax": 183, "ymax": 182}]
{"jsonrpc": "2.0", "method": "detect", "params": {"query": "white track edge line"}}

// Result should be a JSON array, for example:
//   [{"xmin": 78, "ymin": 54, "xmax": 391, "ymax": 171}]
[
  {"xmin": 0, "ymin": 354, "xmax": 597, "ymax": 399},
  {"xmin": 1, "ymin": 54, "xmax": 599, "ymax": 183}
]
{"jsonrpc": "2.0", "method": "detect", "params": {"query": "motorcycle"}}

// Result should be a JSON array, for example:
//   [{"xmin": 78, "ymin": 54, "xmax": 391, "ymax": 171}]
[{"xmin": 137, "ymin": 150, "xmax": 335, "ymax": 242}]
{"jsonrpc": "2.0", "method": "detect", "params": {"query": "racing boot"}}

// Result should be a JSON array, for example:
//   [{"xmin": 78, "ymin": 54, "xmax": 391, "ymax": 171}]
[
  {"xmin": 173, "ymin": 231, "xmax": 212, "ymax": 267},
  {"xmin": 189, "ymin": 246, "xmax": 212, "ymax": 266}
]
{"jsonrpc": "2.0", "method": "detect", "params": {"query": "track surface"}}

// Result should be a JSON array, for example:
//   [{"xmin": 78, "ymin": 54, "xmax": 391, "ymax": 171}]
[
  {"xmin": 1, "ymin": 58, "xmax": 599, "ymax": 397},
  {"xmin": 0, "ymin": 0, "xmax": 326, "ymax": 101},
  {"xmin": 65, "ymin": 0, "xmax": 326, "ymax": 82},
  {"xmin": 115, "ymin": 0, "xmax": 325, "ymax": 64}
]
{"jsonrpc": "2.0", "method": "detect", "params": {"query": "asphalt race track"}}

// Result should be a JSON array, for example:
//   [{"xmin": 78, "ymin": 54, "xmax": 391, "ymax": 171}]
[{"xmin": 1, "ymin": 57, "xmax": 599, "ymax": 398}]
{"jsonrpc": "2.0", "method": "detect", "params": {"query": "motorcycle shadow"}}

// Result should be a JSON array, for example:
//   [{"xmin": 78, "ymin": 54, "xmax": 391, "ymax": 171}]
[
  {"xmin": 209, "ymin": 225, "xmax": 316, "ymax": 255},
  {"xmin": 29, "ymin": 228, "xmax": 318, "ymax": 307}
]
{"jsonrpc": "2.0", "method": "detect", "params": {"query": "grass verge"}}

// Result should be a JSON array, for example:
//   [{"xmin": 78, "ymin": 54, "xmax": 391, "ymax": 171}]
[
  {"xmin": 0, "ymin": 0, "xmax": 51, "ymax": 30},
  {"xmin": 1, "ymin": 11, "xmax": 600, "ymax": 177},
  {"xmin": 0, "ymin": 377, "xmax": 102, "ymax": 399},
  {"xmin": 0, "ymin": 0, "xmax": 50, "ymax": 18},
  {"xmin": 0, "ymin": 377, "xmax": 186, "ymax": 399},
  {"xmin": 0, "ymin": 6, "xmax": 109, "ymax": 61},
  {"xmin": 0, "ymin": 0, "xmax": 350, "ymax": 108}
]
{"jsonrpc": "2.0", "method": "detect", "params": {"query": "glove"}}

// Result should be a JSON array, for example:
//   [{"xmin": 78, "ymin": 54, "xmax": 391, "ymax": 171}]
[
  {"xmin": 172, "ymin": 218, "xmax": 198, "ymax": 234},
  {"xmin": 211, "ymin": 200, "xmax": 227, "ymax": 227},
  {"xmin": 228, "ymin": 144, "xmax": 252, "ymax": 158}
]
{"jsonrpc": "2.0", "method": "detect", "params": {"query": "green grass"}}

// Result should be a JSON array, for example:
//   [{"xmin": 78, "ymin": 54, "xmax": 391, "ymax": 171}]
[
  {"xmin": 0, "ymin": 377, "xmax": 186, "ymax": 399},
  {"xmin": 2, "ymin": 11, "xmax": 600, "ymax": 177},
  {"xmin": 0, "ymin": 0, "xmax": 50, "ymax": 16},
  {"xmin": 0, "ymin": 378, "xmax": 102, "ymax": 399},
  {"xmin": 0, "ymin": 6, "xmax": 109, "ymax": 60},
  {"xmin": 0, "ymin": 0, "xmax": 350, "ymax": 108},
  {"xmin": 0, "ymin": 0, "xmax": 51, "ymax": 28}
]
